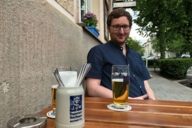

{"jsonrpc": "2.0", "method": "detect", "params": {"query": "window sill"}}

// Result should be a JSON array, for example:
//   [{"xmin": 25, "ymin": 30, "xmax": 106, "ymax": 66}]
[{"xmin": 78, "ymin": 23, "xmax": 102, "ymax": 43}]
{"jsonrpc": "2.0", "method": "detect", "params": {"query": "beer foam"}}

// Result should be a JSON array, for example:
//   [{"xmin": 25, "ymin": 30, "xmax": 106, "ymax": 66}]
[
  {"xmin": 112, "ymin": 78, "xmax": 123, "ymax": 82},
  {"xmin": 52, "ymin": 84, "xmax": 58, "ymax": 88}
]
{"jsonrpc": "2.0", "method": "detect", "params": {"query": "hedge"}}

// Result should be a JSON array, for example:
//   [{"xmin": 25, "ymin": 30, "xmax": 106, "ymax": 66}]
[{"xmin": 158, "ymin": 58, "xmax": 192, "ymax": 79}]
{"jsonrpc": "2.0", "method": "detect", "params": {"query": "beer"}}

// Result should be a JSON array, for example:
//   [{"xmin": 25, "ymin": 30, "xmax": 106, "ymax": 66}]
[
  {"xmin": 51, "ymin": 85, "xmax": 58, "ymax": 108},
  {"xmin": 112, "ymin": 78, "xmax": 128, "ymax": 105}
]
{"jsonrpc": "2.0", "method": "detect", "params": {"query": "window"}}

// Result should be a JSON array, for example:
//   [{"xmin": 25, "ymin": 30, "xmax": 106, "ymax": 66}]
[
  {"xmin": 80, "ymin": 0, "xmax": 91, "ymax": 22},
  {"xmin": 104, "ymin": 1, "xmax": 109, "ymax": 41}
]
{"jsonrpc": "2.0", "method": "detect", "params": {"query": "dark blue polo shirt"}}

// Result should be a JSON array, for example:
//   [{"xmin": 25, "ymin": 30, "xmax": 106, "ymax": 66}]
[{"xmin": 86, "ymin": 41, "xmax": 151, "ymax": 97}]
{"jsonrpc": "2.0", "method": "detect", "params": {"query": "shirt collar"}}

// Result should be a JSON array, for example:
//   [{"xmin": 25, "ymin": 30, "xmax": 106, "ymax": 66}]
[{"xmin": 109, "ymin": 40, "xmax": 129, "ymax": 52}]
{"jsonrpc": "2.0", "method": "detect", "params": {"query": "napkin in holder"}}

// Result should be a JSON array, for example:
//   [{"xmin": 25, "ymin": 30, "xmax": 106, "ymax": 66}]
[{"xmin": 59, "ymin": 71, "xmax": 77, "ymax": 87}]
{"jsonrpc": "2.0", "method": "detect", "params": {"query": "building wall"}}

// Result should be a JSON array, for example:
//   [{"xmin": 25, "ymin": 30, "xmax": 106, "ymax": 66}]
[
  {"xmin": 0, "ymin": 0, "xmax": 99, "ymax": 127},
  {"xmin": 54, "ymin": 0, "xmax": 113, "ymax": 43},
  {"xmin": 143, "ymin": 41, "xmax": 153, "ymax": 57},
  {"xmin": 56, "ymin": 0, "xmax": 74, "ymax": 16},
  {"xmin": 92, "ymin": 0, "xmax": 106, "ymax": 42}
]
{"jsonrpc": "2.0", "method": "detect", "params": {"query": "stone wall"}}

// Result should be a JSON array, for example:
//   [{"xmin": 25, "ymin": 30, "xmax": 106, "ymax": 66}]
[{"xmin": 0, "ymin": 0, "xmax": 99, "ymax": 127}]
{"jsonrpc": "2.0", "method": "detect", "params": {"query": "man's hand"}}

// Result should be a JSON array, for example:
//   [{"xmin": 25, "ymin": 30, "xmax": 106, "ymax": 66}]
[{"xmin": 128, "ymin": 94, "xmax": 148, "ymax": 100}]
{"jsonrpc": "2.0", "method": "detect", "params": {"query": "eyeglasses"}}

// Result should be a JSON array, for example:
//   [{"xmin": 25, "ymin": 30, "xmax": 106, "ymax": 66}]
[{"xmin": 110, "ymin": 25, "xmax": 130, "ymax": 32}]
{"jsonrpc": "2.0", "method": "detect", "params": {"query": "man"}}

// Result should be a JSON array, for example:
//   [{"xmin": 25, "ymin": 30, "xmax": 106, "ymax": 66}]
[{"xmin": 86, "ymin": 8, "xmax": 155, "ymax": 100}]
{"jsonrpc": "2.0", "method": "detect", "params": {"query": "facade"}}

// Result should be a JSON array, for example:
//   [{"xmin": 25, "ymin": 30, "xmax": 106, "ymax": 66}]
[
  {"xmin": 142, "ymin": 40, "xmax": 159, "ymax": 59},
  {"xmin": 0, "ymin": 0, "xmax": 138, "ymax": 127},
  {"xmin": 48, "ymin": 0, "xmax": 113, "ymax": 42},
  {"xmin": 0, "ymin": 0, "xmax": 114, "ymax": 127},
  {"xmin": 142, "ymin": 39, "xmax": 178, "ymax": 59}
]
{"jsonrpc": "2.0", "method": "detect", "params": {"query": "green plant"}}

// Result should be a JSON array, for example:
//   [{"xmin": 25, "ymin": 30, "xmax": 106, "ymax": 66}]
[
  {"xmin": 158, "ymin": 58, "xmax": 192, "ymax": 79},
  {"xmin": 82, "ymin": 12, "xmax": 98, "ymax": 27}
]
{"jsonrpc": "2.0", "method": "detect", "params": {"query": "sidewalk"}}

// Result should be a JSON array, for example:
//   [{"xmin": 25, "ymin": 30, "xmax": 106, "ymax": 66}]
[{"xmin": 148, "ymin": 69, "xmax": 192, "ymax": 102}]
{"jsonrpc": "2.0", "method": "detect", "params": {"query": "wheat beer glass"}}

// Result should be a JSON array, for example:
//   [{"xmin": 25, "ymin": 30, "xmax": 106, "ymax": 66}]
[
  {"xmin": 112, "ymin": 65, "xmax": 129, "ymax": 106},
  {"xmin": 51, "ymin": 85, "xmax": 58, "ymax": 109}
]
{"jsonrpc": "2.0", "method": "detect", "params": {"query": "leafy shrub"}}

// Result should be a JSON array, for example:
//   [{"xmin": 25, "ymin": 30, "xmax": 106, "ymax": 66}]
[
  {"xmin": 147, "ymin": 59, "xmax": 159, "ymax": 68},
  {"xmin": 158, "ymin": 58, "xmax": 192, "ymax": 79}
]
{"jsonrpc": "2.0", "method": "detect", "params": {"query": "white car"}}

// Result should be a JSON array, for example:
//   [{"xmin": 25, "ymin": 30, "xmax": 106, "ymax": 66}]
[{"xmin": 181, "ymin": 54, "xmax": 190, "ymax": 58}]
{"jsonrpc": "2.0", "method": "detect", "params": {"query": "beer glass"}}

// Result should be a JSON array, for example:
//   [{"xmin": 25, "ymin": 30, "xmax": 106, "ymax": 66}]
[
  {"xmin": 111, "ymin": 65, "xmax": 129, "ymax": 106},
  {"xmin": 51, "ymin": 84, "xmax": 58, "ymax": 109}
]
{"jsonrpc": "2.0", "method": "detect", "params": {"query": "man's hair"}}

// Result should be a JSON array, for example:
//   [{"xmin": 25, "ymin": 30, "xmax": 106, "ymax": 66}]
[{"xmin": 107, "ymin": 8, "xmax": 132, "ymax": 28}]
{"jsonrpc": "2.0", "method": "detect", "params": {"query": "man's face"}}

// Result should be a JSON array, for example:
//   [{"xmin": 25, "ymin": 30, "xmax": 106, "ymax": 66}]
[{"xmin": 108, "ymin": 16, "xmax": 131, "ymax": 45}]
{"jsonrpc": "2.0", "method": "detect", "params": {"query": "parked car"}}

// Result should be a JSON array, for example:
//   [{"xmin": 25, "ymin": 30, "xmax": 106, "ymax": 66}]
[{"xmin": 181, "ymin": 54, "xmax": 190, "ymax": 58}]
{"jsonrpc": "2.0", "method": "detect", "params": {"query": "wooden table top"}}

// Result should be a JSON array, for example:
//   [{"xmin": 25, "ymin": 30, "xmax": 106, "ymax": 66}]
[{"xmin": 40, "ymin": 97, "xmax": 192, "ymax": 128}]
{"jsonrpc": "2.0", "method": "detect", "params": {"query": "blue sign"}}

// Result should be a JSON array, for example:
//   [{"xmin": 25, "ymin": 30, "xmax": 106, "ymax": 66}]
[{"xmin": 70, "ymin": 95, "xmax": 82, "ymax": 122}]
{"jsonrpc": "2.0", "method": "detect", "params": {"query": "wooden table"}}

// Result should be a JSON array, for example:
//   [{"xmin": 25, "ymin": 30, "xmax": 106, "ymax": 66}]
[{"xmin": 40, "ymin": 97, "xmax": 192, "ymax": 128}]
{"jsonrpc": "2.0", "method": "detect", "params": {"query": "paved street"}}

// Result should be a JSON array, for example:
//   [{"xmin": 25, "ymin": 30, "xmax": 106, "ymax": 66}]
[{"xmin": 148, "ymin": 69, "xmax": 192, "ymax": 102}]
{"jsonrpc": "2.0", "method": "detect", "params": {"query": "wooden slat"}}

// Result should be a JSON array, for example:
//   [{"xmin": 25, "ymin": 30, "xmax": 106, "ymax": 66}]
[
  {"xmin": 86, "ymin": 97, "xmax": 192, "ymax": 107},
  {"xmin": 85, "ymin": 102, "xmax": 192, "ymax": 114},
  {"xmin": 85, "ymin": 97, "xmax": 192, "ymax": 127},
  {"xmin": 85, "ymin": 121, "xmax": 157, "ymax": 128},
  {"xmin": 85, "ymin": 109, "xmax": 192, "ymax": 127},
  {"xmin": 39, "ymin": 98, "xmax": 192, "ymax": 128}
]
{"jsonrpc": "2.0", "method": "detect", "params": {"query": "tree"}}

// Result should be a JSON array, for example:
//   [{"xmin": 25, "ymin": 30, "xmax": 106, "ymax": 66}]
[
  {"xmin": 126, "ymin": 37, "xmax": 144, "ymax": 56},
  {"xmin": 135, "ymin": 0, "xmax": 192, "ymax": 58},
  {"xmin": 166, "ymin": 33, "xmax": 185, "ymax": 57},
  {"xmin": 181, "ymin": 0, "xmax": 192, "ymax": 57},
  {"xmin": 151, "ymin": 36, "xmax": 160, "ymax": 53}
]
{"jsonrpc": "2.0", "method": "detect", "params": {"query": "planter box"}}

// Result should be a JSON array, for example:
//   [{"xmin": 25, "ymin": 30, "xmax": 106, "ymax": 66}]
[{"xmin": 85, "ymin": 26, "xmax": 99, "ymax": 37}]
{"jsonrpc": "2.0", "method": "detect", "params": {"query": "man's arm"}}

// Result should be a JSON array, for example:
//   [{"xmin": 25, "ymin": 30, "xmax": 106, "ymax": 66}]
[
  {"xmin": 128, "ymin": 80, "xmax": 155, "ymax": 100},
  {"xmin": 86, "ymin": 78, "xmax": 112, "ymax": 98},
  {"xmin": 144, "ymin": 80, "xmax": 156, "ymax": 100}
]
